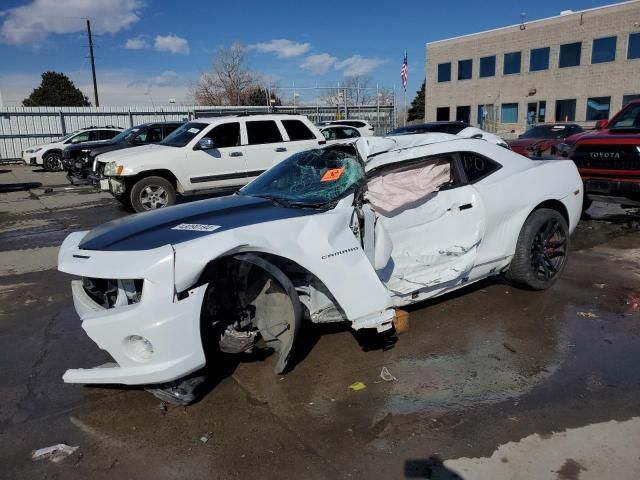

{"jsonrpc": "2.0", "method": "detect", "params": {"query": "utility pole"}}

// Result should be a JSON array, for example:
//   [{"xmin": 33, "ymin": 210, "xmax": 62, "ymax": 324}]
[{"xmin": 86, "ymin": 19, "xmax": 99, "ymax": 107}]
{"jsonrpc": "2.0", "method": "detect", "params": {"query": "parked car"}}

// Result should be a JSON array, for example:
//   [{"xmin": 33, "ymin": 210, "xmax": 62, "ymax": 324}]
[
  {"xmin": 559, "ymin": 100, "xmax": 640, "ymax": 209},
  {"xmin": 58, "ymin": 133, "xmax": 582, "ymax": 405},
  {"xmin": 62, "ymin": 122, "xmax": 183, "ymax": 185},
  {"xmin": 95, "ymin": 114, "xmax": 326, "ymax": 213},
  {"xmin": 507, "ymin": 123, "xmax": 585, "ymax": 157},
  {"xmin": 22, "ymin": 126, "xmax": 123, "ymax": 172},
  {"xmin": 317, "ymin": 119, "xmax": 374, "ymax": 136},
  {"xmin": 320, "ymin": 125, "xmax": 361, "ymax": 142},
  {"xmin": 387, "ymin": 121, "xmax": 511, "ymax": 149}
]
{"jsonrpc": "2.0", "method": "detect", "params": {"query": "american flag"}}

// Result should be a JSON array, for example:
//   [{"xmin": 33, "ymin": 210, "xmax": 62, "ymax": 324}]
[{"xmin": 400, "ymin": 51, "xmax": 408, "ymax": 91}]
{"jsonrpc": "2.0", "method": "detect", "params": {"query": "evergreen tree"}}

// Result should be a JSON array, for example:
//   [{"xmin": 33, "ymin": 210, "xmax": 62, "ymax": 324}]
[
  {"xmin": 23, "ymin": 72, "xmax": 91, "ymax": 107},
  {"xmin": 407, "ymin": 80, "xmax": 425, "ymax": 122}
]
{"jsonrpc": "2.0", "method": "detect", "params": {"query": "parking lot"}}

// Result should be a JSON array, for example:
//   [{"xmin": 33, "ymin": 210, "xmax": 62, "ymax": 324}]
[{"xmin": 1, "ymin": 164, "xmax": 639, "ymax": 479}]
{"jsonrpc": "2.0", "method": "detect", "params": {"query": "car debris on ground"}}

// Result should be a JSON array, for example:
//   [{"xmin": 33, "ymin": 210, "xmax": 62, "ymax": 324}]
[{"xmin": 31, "ymin": 444, "xmax": 79, "ymax": 463}]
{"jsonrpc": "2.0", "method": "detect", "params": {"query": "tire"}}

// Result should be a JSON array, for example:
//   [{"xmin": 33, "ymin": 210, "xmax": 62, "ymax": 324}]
[
  {"xmin": 505, "ymin": 208, "xmax": 569, "ymax": 290},
  {"xmin": 114, "ymin": 193, "xmax": 133, "ymax": 212},
  {"xmin": 129, "ymin": 176, "xmax": 176, "ymax": 213},
  {"xmin": 43, "ymin": 151, "xmax": 62, "ymax": 172}
]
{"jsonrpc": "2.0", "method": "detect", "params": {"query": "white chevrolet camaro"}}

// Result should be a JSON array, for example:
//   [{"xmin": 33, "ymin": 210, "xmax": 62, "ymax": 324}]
[{"xmin": 58, "ymin": 133, "xmax": 583, "ymax": 404}]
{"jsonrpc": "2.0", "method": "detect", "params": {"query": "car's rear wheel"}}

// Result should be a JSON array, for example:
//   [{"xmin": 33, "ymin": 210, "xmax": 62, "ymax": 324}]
[
  {"xmin": 43, "ymin": 152, "xmax": 62, "ymax": 172},
  {"xmin": 129, "ymin": 176, "xmax": 176, "ymax": 213},
  {"xmin": 505, "ymin": 208, "xmax": 569, "ymax": 290}
]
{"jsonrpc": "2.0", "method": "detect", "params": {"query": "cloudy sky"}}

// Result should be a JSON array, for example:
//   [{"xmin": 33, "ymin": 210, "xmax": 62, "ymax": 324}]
[{"xmin": 0, "ymin": 0, "xmax": 618, "ymax": 106}]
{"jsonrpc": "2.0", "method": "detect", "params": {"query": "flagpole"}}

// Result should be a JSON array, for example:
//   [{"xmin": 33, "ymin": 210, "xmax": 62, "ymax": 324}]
[{"xmin": 403, "ymin": 88, "xmax": 407, "ymax": 126}]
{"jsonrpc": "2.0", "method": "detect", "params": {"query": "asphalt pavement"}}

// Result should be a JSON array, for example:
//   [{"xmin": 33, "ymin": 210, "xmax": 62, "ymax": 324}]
[{"xmin": 1, "ymin": 165, "xmax": 639, "ymax": 479}]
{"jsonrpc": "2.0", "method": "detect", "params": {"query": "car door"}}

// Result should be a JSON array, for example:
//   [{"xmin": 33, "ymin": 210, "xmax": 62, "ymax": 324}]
[
  {"xmin": 363, "ymin": 153, "xmax": 487, "ymax": 296},
  {"xmin": 242, "ymin": 119, "xmax": 290, "ymax": 180},
  {"xmin": 183, "ymin": 121, "xmax": 246, "ymax": 190}
]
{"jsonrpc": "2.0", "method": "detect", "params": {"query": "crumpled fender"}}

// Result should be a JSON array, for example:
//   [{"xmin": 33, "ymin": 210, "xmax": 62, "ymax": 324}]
[{"xmin": 172, "ymin": 207, "xmax": 393, "ymax": 322}]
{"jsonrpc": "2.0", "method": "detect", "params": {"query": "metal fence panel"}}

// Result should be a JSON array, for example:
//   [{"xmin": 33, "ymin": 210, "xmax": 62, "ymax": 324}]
[{"xmin": 0, "ymin": 105, "xmax": 395, "ymax": 161}]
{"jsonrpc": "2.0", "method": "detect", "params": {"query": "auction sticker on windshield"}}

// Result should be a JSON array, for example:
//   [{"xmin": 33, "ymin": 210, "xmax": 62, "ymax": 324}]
[
  {"xmin": 188, "ymin": 128, "xmax": 200, "ymax": 134},
  {"xmin": 321, "ymin": 167, "xmax": 345, "ymax": 182},
  {"xmin": 171, "ymin": 223, "xmax": 220, "ymax": 232}
]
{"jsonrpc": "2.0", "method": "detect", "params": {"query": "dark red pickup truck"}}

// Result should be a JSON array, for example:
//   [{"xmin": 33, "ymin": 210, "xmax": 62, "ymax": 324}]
[{"xmin": 561, "ymin": 101, "xmax": 640, "ymax": 208}]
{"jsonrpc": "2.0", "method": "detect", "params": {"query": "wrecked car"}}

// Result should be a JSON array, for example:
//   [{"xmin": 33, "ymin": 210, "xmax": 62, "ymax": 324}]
[{"xmin": 57, "ymin": 134, "xmax": 583, "ymax": 404}]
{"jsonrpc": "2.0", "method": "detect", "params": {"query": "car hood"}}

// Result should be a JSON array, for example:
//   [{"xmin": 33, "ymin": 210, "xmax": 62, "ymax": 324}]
[
  {"xmin": 78, "ymin": 194, "xmax": 317, "ymax": 251},
  {"xmin": 570, "ymin": 129, "xmax": 640, "ymax": 141},
  {"xmin": 96, "ymin": 143, "xmax": 173, "ymax": 164},
  {"xmin": 26, "ymin": 141, "xmax": 61, "ymax": 151},
  {"xmin": 65, "ymin": 140, "xmax": 119, "ymax": 152}
]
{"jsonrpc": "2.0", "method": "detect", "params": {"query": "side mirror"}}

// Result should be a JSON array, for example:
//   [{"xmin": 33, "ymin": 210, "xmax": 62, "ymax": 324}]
[
  {"xmin": 195, "ymin": 137, "xmax": 215, "ymax": 150},
  {"xmin": 595, "ymin": 119, "xmax": 608, "ymax": 130}
]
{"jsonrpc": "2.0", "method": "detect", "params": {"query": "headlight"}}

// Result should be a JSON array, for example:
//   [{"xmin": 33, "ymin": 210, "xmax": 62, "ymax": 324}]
[
  {"xmin": 103, "ymin": 161, "xmax": 123, "ymax": 176},
  {"xmin": 26, "ymin": 147, "xmax": 42, "ymax": 153}
]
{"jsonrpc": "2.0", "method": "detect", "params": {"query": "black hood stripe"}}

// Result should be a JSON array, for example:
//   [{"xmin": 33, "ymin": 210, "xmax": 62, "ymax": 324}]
[{"xmin": 78, "ymin": 195, "xmax": 316, "ymax": 252}]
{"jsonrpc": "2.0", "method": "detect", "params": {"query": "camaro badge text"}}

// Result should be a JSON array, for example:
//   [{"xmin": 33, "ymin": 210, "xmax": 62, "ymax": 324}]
[
  {"xmin": 171, "ymin": 223, "xmax": 220, "ymax": 232},
  {"xmin": 322, "ymin": 247, "xmax": 359, "ymax": 260}
]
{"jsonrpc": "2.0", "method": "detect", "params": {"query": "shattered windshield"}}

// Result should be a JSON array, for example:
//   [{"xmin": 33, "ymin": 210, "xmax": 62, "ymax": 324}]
[{"xmin": 240, "ymin": 146, "xmax": 364, "ymax": 207}]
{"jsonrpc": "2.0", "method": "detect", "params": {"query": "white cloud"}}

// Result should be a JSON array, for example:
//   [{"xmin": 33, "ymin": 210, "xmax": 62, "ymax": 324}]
[
  {"xmin": 154, "ymin": 34, "xmax": 189, "ymax": 54},
  {"xmin": 0, "ymin": 0, "xmax": 142, "ymax": 45},
  {"xmin": 249, "ymin": 39, "xmax": 310, "ymax": 58},
  {"xmin": 125, "ymin": 36, "xmax": 148, "ymax": 49},
  {"xmin": 334, "ymin": 55, "xmax": 388, "ymax": 76},
  {"xmin": 300, "ymin": 53, "xmax": 337, "ymax": 75}
]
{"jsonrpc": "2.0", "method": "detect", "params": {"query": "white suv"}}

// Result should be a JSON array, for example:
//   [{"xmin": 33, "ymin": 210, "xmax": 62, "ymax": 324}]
[
  {"xmin": 22, "ymin": 127, "xmax": 123, "ymax": 171},
  {"xmin": 97, "ymin": 114, "xmax": 326, "ymax": 212}
]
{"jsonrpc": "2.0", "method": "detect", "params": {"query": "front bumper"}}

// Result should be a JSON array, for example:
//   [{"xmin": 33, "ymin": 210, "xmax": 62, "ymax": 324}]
[
  {"xmin": 59, "ymin": 233, "xmax": 207, "ymax": 385},
  {"xmin": 99, "ymin": 177, "xmax": 126, "ymax": 195},
  {"xmin": 583, "ymin": 176, "xmax": 640, "ymax": 201}
]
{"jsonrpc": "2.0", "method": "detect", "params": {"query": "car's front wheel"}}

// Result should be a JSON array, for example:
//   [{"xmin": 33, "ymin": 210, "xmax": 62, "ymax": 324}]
[
  {"xmin": 505, "ymin": 208, "xmax": 569, "ymax": 290},
  {"xmin": 43, "ymin": 151, "xmax": 63, "ymax": 172},
  {"xmin": 129, "ymin": 176, "xmax": 176, "ymax": 213}
]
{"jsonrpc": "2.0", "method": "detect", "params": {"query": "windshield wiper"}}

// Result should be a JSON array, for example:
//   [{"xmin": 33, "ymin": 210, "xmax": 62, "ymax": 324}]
[{"xmin": 253, "ymin": 194, "xmax": 329, "ymax": 210}]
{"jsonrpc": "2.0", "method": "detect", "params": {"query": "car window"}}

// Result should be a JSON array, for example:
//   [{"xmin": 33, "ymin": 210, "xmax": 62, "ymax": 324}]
[
  {"xmin": 246, "ymin": 120, "xmax": 283, "ymax": 145},
  {"xmin": 68, "ymin": 131, "xmax": 90, "ymax": 144},
  {"xmin": 608, "ymin": 103, "xmax": 640, "ymax": 129},
  {"xmin": 335, "ymin": 127, "xmax": 360, "ymax": 139},
  {"xmin": 162, "ymin": 124, "xmax": 180, "ymax": 138},
  {"xmin": 204, "ymin": 122, "xmax": 240, "ymax": 148},
  {"xmin": 322, "ymin": 129, "xmax": 335, "ymax": 141},
  {"xmin": 446, "ymin": 124, "xmax": 467, "ymax": 134},
  {"xmin": 460, "ymin": 152, "xmax": 501, "ymax": 183},
  {"xmin": 133, "ymin": 127, "xmax": 163, "ymax": 144},
  {"xmin": 282, "ymin": 120, "xmax": 316, "ymax": 141},
  {"xmin": 161, "ymin": 122, "xmax": 208, "ymax": 147},
  {"xmin": 88, "ymin": 130, "xmax": 101, "ymax": 142},
  {"xmin": 99, "ymin": 130, "xmax": 119, "ymax": 140},
  {"xmin": 519, "ymin": 125, "xmax": 568, "ymax": 139}
]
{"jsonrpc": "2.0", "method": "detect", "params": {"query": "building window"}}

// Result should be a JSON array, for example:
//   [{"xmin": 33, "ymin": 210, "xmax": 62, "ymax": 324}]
[
  {"xmin": 538, "ymin": 101, "xmax": 546, "ymax": 123},
  {"xmin": 586, "ymin": 97, "xmax": 611, "ymax": 121},
  {"xmin": 623, "ymin": 94, "xmax": 640, "ymax": 106},
  {"xmin": 628, "ymin": 33, "xmax": 640, "ymax": 59},
  {"xmin": 555, "ymin": 99, "xmax": 577, "ymax": 121},
  {"xmin": 503, "ymin": 51, "xmax": 521, "ymax": 75},
  {"xmin": 559, "ymin": 42, "xmax": 581, "ymax": 68},
  {"xmin": 456, "ymin": 106, "xmax": 471, "ymax": 123},
  {"xmin": 479, "ymin": 55, "xmax": 495, "ymax": 77},
  {"xmin": 458, "ymin": 59, "xmax": 472, "ymax": 80},
  {"xmin": 501, "ymin": 103, "xmax": 519, "ymax": 123},
  {"xmin": 592, "ymin": 36, "xmax": 617, "ymax": 64},
  {"xmin": 438, "ymin": 62, "xmax": 451, "ymax": 82},
  {"xmin": 436, "ymin": 107, "xmax": 450, "ymax": 121},
  {"xmin": 529, "ymin": 47, "xmax": 550, "ymax": 71}
]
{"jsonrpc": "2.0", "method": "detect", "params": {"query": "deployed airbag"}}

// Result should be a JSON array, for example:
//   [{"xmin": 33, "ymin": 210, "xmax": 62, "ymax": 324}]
[{"xmin": 364, "ymin": 160, "xmax": 451, "ymax": 215}]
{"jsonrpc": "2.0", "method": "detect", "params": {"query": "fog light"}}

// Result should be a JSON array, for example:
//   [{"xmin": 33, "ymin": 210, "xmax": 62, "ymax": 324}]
[{"xmin": 123, "ymin": 335, "xmax": 154, "ymax": 361}]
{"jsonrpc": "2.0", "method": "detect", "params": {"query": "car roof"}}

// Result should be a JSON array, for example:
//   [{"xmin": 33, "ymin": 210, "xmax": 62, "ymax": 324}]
[
  {"xmin": 190, "ymin": 114, "xmax": 309, "ymax": 124},
  {"xmin": 329, "ymin": 134, "xmax": 527, "ymax": 172}
]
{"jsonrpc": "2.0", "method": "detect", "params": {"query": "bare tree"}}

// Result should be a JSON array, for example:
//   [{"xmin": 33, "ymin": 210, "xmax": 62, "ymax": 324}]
[
  {"xmin": 193, "ymin": 42, "xmax": 263, "ymax": 106},
  {"xmin": 320, "ymin": 75, "xmax": 379, "ymax": 106}
]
